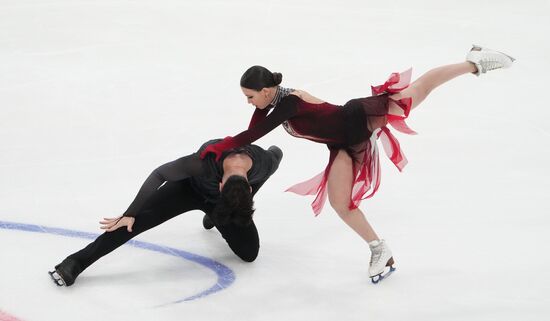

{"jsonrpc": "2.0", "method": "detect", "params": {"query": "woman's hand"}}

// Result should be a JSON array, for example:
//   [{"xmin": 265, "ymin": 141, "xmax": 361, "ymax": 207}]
[
  {"xmin": 199, "ymin": 143, "xmax": 223, "ymax": 161},
  {"xmin": 100, "ymin": 216, "xmax": 135, "ymax": 233},
  {"xmin": 199, "ymin": 136, "xmax": 235, "ymax": 161}
]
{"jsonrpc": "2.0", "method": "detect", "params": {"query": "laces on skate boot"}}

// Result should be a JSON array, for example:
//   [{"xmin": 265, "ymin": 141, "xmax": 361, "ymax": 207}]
[{"xmin": 48, "ymin": 270, "xmax": 66, "ymax": 286}]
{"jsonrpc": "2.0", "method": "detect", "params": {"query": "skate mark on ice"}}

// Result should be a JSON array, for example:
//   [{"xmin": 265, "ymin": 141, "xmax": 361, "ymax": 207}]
[{"xmin": 0, "ymin": 220, "xmax": 235, "ymax": 304}]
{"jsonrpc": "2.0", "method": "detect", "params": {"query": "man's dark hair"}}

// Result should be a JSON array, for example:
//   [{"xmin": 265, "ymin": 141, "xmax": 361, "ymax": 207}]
[{"xmin": 210, "ymin": 175, "xmax": 255, "ymax": 227}]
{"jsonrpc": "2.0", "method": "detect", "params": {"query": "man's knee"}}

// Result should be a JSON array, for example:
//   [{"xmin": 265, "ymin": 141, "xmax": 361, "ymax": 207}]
[
  {"xmin": 217, "ymin": 221, "xmax": 260, "ymax": 262},
  {"xmin": 234, "ymin": 244, "xmax": 259, "ymax": 262},
  {"xmin": 268, "ymin": 145, "xmax": 283, "ymax": 163}
]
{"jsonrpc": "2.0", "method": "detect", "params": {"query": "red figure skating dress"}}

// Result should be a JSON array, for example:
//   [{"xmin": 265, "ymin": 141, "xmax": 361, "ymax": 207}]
[{"xmin": 201, "ymin": 69, "xmax": 415, "ymax": 215}]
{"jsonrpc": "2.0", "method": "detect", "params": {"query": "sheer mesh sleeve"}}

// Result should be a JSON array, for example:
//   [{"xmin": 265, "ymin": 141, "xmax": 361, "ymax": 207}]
[
  {"xmin": 248, "ymin": 107, "xmax": 270, "ymax": 129},
  {"xmin": 232, "ymin": 95, "xmax": 300, "ymax": 147},
  {"xmin": 123, "ymin": 154, "xmax": 204, "ymax": 217},
  {"xmin": 200, "ymin": 96, "xmax": 300, "ymax": 160}
]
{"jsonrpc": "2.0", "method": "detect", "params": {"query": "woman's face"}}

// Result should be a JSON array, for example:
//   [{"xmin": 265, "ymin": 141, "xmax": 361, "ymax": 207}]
[{"xmin": 241, "ymin": 87, "xmax": 271, "ymax": 109}]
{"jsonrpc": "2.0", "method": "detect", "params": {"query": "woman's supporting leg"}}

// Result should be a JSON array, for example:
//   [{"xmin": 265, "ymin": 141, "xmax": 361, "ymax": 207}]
[
  {"xmin": 388, "ymin": 62, "xmax": 477, "ymax": 115},
  {"xmin": 327, "ymin": 149, "xmax": 379, "ymax": 243}
]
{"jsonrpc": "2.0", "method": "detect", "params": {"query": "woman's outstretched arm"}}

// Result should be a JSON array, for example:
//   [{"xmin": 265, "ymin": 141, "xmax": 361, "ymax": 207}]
[{"xmin": 201, "ymin": 95, "xmax": 300, "ymax": 160}]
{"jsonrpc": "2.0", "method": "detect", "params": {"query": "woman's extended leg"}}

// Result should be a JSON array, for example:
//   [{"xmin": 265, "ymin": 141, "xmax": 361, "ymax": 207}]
[
  {"xmin": 327, "ymin": 149, "xmax": 379, "ymax": 242},
  {"xmin": 389, "ymin": 62, "xmax": 476, "ymax": 115},
  {"xmin": 389, "ymin": 46, "xmax": 514, "ymax": 115}
]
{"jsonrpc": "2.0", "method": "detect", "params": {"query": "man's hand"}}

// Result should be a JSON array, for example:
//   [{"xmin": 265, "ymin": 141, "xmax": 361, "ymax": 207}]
[{"xmin": 100, "ymin": 216, "xmax": 135, "ymax": 233}]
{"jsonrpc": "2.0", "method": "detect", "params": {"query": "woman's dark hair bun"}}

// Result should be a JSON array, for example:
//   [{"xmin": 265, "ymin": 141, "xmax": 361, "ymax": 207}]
[
  {"xmin": 240, "ymin": 65, "xmax": 283, "ymax": 90},
  {"xmin": 272, "ymin": 72, "xmax": 283, "ymax": 85}
]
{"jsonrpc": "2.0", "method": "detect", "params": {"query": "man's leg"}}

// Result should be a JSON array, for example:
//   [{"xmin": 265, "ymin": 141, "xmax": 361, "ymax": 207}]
[
  {"xmin": 54, "ymin": 180, "xmax": 205, "ymax": 285},
  {"xmin": 213, "ymin": 220, "xmax": 260, "ymax": 262}
]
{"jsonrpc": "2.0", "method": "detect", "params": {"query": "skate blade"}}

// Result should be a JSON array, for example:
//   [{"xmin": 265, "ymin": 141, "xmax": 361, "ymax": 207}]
[
  {"xmin": 370, "ymin": 265, "xmax": 396, "ymax": 284},
  {"xmin": 48, "ymin": 270, "xmax": 66, "ymax": 286}
]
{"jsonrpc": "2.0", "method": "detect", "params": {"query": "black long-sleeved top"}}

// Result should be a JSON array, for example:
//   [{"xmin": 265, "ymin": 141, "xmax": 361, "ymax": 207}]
[{"xmin": 123, "ymin": 139, "xmax": 283, "ymax": 217}]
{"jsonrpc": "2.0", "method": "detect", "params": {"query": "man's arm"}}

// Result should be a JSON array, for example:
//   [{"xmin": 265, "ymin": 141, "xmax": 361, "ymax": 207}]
[{"xmin": 250, "ymin": 145, "xmax": 283, "ymax": 196}]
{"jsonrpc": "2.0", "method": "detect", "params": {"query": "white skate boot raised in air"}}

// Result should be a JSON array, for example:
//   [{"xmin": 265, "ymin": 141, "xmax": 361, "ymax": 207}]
[
  {"xmin": 368, "ymin": 239, "xmax": 395, "ymax": 283},
  {"xmin": 466, "ymin": 45, "xmax": 515, "ymax": 76}
]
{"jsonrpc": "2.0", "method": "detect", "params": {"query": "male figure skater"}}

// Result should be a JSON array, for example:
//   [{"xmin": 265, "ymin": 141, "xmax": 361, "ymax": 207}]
[{"xmin": 49, "ymin": 139, "xmax": 283, "ymax": 286}]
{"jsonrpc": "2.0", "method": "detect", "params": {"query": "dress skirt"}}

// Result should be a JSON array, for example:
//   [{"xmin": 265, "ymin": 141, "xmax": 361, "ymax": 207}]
[{"xmin": 286, "ymin": 68, "xmax": 416, "ymax": 215}]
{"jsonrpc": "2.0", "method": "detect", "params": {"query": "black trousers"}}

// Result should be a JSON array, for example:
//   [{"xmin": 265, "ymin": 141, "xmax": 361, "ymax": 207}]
[{"xmin": 66, "ymin": 179, "xmax": 260, "ymax": 274}]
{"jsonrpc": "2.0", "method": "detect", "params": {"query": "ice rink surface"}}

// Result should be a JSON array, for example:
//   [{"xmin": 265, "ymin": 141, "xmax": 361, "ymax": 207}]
[{"xmin": 1, "ymin": 0, "xmax": 549, "ymax": 320}]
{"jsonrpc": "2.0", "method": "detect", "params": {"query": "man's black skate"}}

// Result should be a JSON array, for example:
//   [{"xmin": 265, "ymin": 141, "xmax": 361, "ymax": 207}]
[
  {"xmin": 202, "ymin": 214, "xmax": 215, "ymax": 230},
  {"xmin": 48, "ymin": 258, "xmax": 82, "ymax": 286}
]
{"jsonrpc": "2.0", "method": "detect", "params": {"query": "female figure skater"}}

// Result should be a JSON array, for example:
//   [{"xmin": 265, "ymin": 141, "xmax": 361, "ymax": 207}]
[{"xmin": 200, "ymin": 46, "xmax": 515, "ymax": 282}]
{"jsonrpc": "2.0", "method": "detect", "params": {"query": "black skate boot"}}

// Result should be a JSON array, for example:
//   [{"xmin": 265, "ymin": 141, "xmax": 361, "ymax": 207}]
[
  {"xmin": 202, "ymin": 214, "xmax": 215, "ymax": 230},
  {"xmin": 48, "ymin": 258, "xmax": 82, "ymax": 286}
]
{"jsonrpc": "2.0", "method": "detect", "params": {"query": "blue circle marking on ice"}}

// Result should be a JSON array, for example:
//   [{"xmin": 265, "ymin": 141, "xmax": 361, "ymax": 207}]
[{"xmin": 0, "ymin": 220, "xmax": 235, "ymax": 304}]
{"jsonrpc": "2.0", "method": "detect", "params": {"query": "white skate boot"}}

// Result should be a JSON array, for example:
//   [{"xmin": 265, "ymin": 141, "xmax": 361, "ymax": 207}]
[
  {"xmin": 466, "ymin": 45, "xmax": 515, "ymax": 76},
  {"xmin": 368, "ymin": 239, "xmax": 395, "ymax": 283}
]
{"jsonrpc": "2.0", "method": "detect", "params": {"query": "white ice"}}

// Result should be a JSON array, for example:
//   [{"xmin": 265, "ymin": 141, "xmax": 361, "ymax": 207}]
[{"xmin": 1, "ymin": 0, "xmax": 549, "ymax": 320}]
